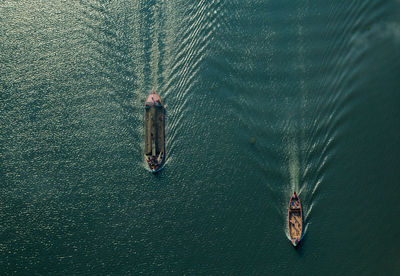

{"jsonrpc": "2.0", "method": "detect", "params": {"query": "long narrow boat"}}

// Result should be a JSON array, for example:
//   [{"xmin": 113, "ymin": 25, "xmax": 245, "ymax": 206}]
[
  {"xmin": 288, "ymin": 192, "xmax": 303, "ymax": 246},
  {"xmin": 144, "ymin": 91, "xmax": 165, "ymax": 173}
]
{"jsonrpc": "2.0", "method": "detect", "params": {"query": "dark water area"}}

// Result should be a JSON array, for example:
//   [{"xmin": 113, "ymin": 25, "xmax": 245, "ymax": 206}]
[{"xmin": 1, "ymin": 0, "xmax": 400, "ymax": 274}]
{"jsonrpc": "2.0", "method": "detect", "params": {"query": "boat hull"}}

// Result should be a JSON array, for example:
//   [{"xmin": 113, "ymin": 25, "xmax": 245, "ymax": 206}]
[
  {"xmin": 288, "ymin": 192, "xmax": 303, "ymax": 246},
  {"xmin": 144, "ymin": 91, "xmax": 165, "ymax": 173}
]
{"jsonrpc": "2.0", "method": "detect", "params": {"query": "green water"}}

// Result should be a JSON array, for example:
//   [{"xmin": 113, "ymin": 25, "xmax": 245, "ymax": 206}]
[{"xmin": 1, "ymin": 0, "xmax": 400, "ymax": 274}]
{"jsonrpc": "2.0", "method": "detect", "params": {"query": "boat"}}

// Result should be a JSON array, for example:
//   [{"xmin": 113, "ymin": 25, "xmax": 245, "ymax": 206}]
[
  {"xmin": 144, "ymin": 90, "xmax": 165, "ymax": 173},
  {"xmin": 288, "ymin": 192, "xmax": 303, "ymax": 246}
]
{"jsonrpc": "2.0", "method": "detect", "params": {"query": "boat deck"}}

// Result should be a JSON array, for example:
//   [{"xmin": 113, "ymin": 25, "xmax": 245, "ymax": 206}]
[
  {"xmin": 145, "ymin": 105, "xmax": 165, "ymax": 157},
  {"xmin": 289, "ymin": 212, "xmax": 302, "ymax": 240}
]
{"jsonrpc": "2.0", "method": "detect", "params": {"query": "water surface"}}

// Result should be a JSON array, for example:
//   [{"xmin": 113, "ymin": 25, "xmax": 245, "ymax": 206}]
[{"xmin": 1, "ymin": 0, "xmax": 399, "ymax": 274}]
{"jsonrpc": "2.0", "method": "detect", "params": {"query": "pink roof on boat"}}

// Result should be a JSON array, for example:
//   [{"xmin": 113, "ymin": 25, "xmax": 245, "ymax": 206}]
[{"xmin": 145, "ymin": 90, "xmax": 161, "ymax": 106}]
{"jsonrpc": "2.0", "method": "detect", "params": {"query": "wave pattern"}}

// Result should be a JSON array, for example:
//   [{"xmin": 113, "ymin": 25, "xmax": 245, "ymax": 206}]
[
  {"xmin": 205, "ymin": 0, "xmax": 390, "ymax": 244},
  {"xmin": 1, "ymin": 0, "xmax": 399, "ymax": 274}
]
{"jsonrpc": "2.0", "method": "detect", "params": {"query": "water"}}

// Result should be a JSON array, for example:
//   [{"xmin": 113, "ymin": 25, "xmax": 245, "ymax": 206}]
[{"xmin": 1, "ymin": 0, "xmax": 400, "ymax": 274}]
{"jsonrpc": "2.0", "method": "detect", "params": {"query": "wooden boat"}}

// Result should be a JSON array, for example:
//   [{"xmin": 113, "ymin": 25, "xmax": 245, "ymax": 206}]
[
  {"xmin": 288, "ymin": 192, "xmax": 303, "ymax": 246},
  {"xmin": 144, "ymin": 91, "xmax": 165, "ymax": 173}
]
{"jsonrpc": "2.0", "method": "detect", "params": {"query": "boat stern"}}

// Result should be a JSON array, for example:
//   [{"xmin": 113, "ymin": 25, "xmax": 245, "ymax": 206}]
[
  {"xmin": 149, "ymin": 163, "xmax": 163, "ymax": 173},
  {"xmin": 145, "ymin": 155, "xmax": 164, "ymax": 173}
]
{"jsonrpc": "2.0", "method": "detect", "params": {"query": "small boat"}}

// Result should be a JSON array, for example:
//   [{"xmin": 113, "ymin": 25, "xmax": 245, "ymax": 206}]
[
  {"xmin": 144, "ymin": 91, "xmax": 165, "ymax": 173},
  {"xmin": 288, "ymin": 192, "xmax": 303, "ymax": 246}
]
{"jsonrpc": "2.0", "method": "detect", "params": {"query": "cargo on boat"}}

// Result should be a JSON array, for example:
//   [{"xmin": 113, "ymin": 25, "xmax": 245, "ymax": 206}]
[
  {"xmin": 288, "ymin": 192, "xmax": 303, "ymax": 246},
  {"xmin": 144, "ymin": 91, "xmax": 165, "ymax": 173}
]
